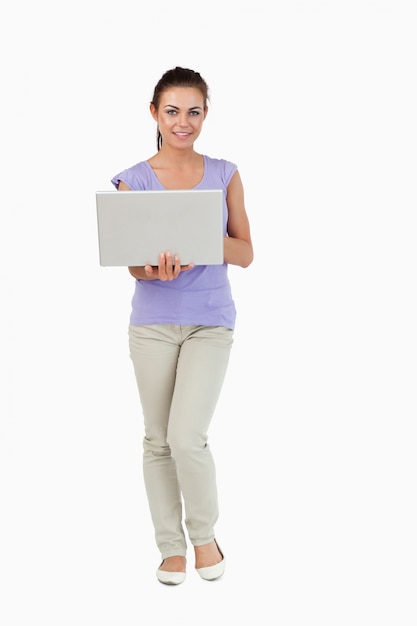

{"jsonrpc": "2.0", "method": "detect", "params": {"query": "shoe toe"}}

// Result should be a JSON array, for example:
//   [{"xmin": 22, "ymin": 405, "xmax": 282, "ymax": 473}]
[
  {"xmin": 156, "ymin": 569, "xmax": 186, "ymax": 585},
  {"xmin": 196, "ymin": 558, "xmax": 226, "ymax": 581}
]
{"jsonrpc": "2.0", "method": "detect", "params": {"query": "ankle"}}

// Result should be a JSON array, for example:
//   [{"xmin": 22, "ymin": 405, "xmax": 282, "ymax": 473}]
[
  {"xmin": 194, "ymin": 541, "xmax": 223, "ymax": 569},
  {"xmin": 159, "ymin": 555, "xmax": 186, "ymax": 573}
]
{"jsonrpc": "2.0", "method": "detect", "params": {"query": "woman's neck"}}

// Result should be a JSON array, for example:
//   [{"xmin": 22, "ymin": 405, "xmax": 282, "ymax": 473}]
[{"xmin": 147, "ymin": 150, "xmax": 205, "ymax": 189}]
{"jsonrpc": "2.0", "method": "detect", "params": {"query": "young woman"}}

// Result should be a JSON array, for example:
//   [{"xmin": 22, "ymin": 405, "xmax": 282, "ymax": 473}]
[{"xmin": 111, "ymin": 67, "xmax": 253, "ymax": 585}]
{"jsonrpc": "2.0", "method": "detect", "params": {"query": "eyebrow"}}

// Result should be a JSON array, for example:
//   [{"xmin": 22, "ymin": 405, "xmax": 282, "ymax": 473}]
[{"xmin": 163, "ymin": 104, "xmax": 203, "ymax": 111}]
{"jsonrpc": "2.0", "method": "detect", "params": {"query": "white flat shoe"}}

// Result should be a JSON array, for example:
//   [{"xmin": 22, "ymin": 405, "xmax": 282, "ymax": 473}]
[
  {"xmin": 196, "ymin": 541, "xmax": 225, "ymax": 581},
  {"xmin": 156, "ymin": 560, "xmax": 186, "ymax": 585},
  {"xmin": 156, "ymin": 569, "xmax": 186, "ymax": 585}
]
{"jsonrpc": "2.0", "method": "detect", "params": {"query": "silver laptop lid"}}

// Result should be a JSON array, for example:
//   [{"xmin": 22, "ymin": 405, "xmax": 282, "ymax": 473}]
[{"xmin": 96, "ymin": 189, "xmax": 224, "ymax": 267}]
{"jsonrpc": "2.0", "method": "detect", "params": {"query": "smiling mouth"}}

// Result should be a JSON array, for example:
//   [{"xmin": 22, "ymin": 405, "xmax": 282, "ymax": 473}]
[{"xmin": 174, "ymin": 132, "xmax": 190, "ymax": 137}]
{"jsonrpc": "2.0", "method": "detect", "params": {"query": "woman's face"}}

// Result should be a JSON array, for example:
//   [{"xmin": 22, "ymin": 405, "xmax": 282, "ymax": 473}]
[{"xmin": 150, "ymin": 87, "xmax": 207, "ymax": 149}]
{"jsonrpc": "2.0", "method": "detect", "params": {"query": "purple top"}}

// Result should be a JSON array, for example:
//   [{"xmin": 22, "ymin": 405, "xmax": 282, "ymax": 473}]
[{"xmin": 111, "ymin": 155, "xmax": 237, "ymax": 329}]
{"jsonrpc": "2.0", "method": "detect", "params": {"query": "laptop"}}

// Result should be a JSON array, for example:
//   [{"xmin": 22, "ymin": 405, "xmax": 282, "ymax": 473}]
[{"xmin": 96, "ymin": 189, "xmax": 224, "ymax": 266}]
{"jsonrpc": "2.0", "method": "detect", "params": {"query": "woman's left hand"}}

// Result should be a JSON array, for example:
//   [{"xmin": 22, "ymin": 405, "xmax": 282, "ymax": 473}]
[{"xmin": 144, "ymin": 251, "xmax": 194, "ymax": 281}]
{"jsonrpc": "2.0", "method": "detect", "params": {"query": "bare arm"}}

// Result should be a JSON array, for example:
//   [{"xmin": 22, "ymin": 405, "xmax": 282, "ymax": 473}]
[
  {"xmin": 117, "ymin": 180, "xmax": 194, "ymax": 281},
  {"xmin": 224, "ymin": 171, "xmax": 254, "ymax": 268}
]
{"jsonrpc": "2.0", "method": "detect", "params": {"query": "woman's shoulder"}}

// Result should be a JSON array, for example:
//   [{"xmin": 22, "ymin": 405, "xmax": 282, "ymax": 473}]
[
  {"xmin": 111, "ymin": 160, "xmax": 156, "ymax": 190},
  {"xmin": 204, "ymin": 155, "xmax": 237, "ymax": 169},
  {"xmin": 203, "ymin": 155, "xmax": 237, "ymax": 186}
]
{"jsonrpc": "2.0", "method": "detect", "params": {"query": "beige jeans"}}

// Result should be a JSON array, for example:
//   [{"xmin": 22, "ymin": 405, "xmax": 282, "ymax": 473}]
[{"xmin": 128, "ymin": 324, "xmax": 233, "ymax": 559}]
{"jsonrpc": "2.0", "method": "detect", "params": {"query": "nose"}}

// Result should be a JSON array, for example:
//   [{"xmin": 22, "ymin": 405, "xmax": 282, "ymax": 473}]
[{"xmin": 176, "ymin": 112, "xmax": 189, "ymax": 127}]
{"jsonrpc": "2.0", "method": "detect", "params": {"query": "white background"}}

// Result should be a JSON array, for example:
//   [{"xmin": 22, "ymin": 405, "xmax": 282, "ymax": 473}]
[{"xmin": 1, "ymin": 1, "xmax": 416, "ymax": 624}]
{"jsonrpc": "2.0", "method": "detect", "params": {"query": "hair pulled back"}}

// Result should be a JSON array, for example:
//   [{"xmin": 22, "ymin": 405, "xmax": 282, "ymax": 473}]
[{"xmin": 151, "ymin": 66, "xmax": 209, "ymax": 151}]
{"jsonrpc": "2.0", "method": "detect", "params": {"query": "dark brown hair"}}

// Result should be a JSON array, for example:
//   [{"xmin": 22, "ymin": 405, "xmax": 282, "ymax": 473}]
[{"xmin": 151, "ymin": 66, "xmax": 209, "ymax": 150}]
